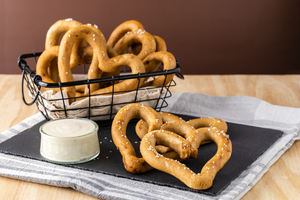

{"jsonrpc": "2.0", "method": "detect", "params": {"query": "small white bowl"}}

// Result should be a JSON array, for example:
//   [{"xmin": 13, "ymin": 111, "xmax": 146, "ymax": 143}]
[{"xmin": 39, "ymin": 118, "xmax": 100, "ymax": 164}]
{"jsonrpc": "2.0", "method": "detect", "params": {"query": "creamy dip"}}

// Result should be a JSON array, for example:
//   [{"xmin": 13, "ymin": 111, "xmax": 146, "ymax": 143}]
[{"xmin": 40, "ymin": 118, "xmax": 100, "ymax": 164}]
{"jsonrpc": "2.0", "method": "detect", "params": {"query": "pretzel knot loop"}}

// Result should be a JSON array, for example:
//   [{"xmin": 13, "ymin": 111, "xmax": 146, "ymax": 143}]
[
  {"xmin": 140, "ymin": 127, "xmax": 232, "ymax": 190},
  {"xmin": 111, "ymin": 103, "xmax": 189, "ymax": 173}
]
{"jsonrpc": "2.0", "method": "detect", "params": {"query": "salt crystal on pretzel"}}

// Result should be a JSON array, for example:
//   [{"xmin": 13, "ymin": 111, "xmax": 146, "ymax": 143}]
[{"xmin": 140, "ymin": 127, "xmax": 232, "ymax": 190}]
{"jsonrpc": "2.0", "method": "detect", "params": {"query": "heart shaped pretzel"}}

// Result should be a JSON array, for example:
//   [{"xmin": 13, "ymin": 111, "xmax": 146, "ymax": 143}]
[
  {"xmin": 111, "ymin": 103, "xmax": 189, "ymax": 173},
  {"xmin": 57, "ymin": 25, "xmax": 146, "ymax": 102},
  {"xmin": 140, "ymin": 127, "xmax": 232, "ymax": 190}
]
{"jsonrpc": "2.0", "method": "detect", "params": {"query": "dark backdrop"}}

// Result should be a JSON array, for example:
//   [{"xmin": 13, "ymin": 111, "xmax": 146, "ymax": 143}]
[{"xmin": 1, "ymin": 0, "xmax": 300, "ymax": 74}]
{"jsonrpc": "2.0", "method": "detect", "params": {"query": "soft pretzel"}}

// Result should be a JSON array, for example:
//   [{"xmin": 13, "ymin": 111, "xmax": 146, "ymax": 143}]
[
  {"xmin": 107, "ymin": 20, "xmax": 144, "ymax": 48},
  {"xmin": 136, "ymin": 112, "xmax": 196, "ymax": 154},
  {"xmin": 45, "ymin": 18, "xmax": 87, "ymax": 83},
  {"xmin": 131, "ymin": 35, "xmax": 167, "ymax": 56},
  {"xmin": 111, "ymin": 103, "xmax": 189, "ymax": 173},
  {"xmin": 136, "ymin": 113, "xmax": 228, "ymax": 158},
  {"xmin": 36, "ymin": 45, "xmax": 60, "ymax": 85},
  {"xmin": 58, "ymin": 25, "xmax": 146, "ymax": 102},
  {"xmin": 136, "ymin": 112, "xmax": 192, "ymax": 139},
  {"xmin": 36, "ymin": 45, "xmax": 115, "ymax": 95},
  {"xmin": 36, "ymin": 45, "xmax": 82, "ymax": 96},
  {"xmin": 141, "ymin": 51, "xmax": 176, "ymax": 87},
  {"xmin": 113, "ymin": 30, "xmax": 156, "ymax": 61},
  {"xmin": 79, "ymin": 25, "xmax": 120, "ymax": 92},
  {"xmin": 187, "ymin": 117, "xmax": 228, "ymax": 133},
  {"xmin": 140, "ymin": 127, "xmax": 232, "ymax": 190}
]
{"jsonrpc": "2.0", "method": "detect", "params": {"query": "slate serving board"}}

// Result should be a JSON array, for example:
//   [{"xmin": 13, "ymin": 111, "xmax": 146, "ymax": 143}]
[{"xmin": 0, "ymin": 114, "xmax": 283, "ymax": 196}]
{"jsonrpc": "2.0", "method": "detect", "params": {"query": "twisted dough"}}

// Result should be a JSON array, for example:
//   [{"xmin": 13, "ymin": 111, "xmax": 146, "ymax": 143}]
[
  {"xmin": 136, "ymin": 113, "xmax": 228, "ymax": 158},
  {"xmin": 113, "ymin": 30, "xmax": 156, "ymax": 61},
  {"xmin": 140, "ymin": 127, "xmax": 232, "ymax": 190},
  {"xmin": 111, "ymin": 103, "xmax": 188, "ymax": 173},
  {"xmin": 142, "ymin": 51, "xmax": 176, "ymax": 87},
  {"xmin": 111, "ymin": 103, "xmax": 160, "ymax": 173},
  {"xmin": 136, "ymin": 112, "xmax": 194, "ymax": 154},
  {"xmin": 57, "ymin": 25, "xmax": 146, "ymax": 102},
  {"xmin": 107, "ymin": 20, "xmax": 144, "ymax": 48},
  {"xmin": 131, "ymin": 35, "xmax": 167, "ymax": 56},
  {"xmin": 45, "ymin": 19, "xmax": 87, "ymax": 83}
]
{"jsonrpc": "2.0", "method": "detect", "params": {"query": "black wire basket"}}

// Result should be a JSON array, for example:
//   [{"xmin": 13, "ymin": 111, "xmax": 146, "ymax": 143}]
[{"xmin": 18, "ymin": 52, "xmax": 184, "ymax": 122}]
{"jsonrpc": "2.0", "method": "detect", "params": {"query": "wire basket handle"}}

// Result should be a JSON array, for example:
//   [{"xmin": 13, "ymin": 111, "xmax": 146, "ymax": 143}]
[{"xmin": 18, "ymin": 58, "xmax": 42, "ymax": 106}]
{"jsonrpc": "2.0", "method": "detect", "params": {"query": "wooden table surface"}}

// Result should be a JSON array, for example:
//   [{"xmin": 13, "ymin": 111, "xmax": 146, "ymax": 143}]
[{"xmin": 0, "ymin": 74, "xmax": 300, "ymax": 200}]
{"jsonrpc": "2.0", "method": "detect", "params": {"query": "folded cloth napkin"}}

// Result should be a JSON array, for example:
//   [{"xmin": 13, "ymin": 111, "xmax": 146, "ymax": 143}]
[{"xmin": 0, "ymin": 93, "xmax": 299, "ymax": 200}]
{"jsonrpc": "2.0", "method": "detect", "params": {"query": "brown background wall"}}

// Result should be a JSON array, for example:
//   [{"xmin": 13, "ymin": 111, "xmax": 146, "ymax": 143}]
[{"xmin": 1, "ymin": 0, "xmax": 299, "ymax": 75}]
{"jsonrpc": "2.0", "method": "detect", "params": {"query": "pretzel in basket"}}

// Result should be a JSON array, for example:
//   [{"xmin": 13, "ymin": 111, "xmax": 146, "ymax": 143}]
[
  {"xmin": 107, "ymin": 20, "xmax": 144, "ymax": 48},
  {"xmin": 141, "ymin": 51, "xmax": 176, "ymax": 87},
  {"xmin": 45, "ymin": 19, "xmax": 87, "ymax": 82},
  {"xmin": 39, "ymin": 23, "xmax": 146, "ymax": 102},
  {"xmin": 113, "ymin": 30, "xmax": 156, "ymax": 61},
  {"xmin": 111, "ymin": 103, "xmax": 190, "ymax": 173},
  {"xmin": 140, "ymin": 127, "xmax": 232, "ymax": 190},
  {"xmin": 130, "ymin": 35, "xmax": 167, "ymax": 57}
]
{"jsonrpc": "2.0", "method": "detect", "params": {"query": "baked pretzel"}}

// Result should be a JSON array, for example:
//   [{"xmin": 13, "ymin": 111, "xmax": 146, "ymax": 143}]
[
  {"xmin": 185, "ymin": 117, "xmax": 228, "ymax": 158},
  {"xmin": 113, "ymin": 30, "xmax": 156, "ymax": 61},
  {"xmin": 107, "ymin": 20, "xmax": 144, "ymax": 48},
  {"xmin": 79, "ymin": 25, "xmax": 120, "ymax": 92},
  {"xmin": 136, "ymin": 113, "xmax": 228, "ymax": 158},
  {"xmin": 111, "ymin": 103, "xmax": 189, "ymax": 173},
  {"xmin": 58, "ymin": 25, "xmax": 146, "ymax": 102},
  {"xmin": 131, "ymin": 35, "xmax": 168, "ymax": 87},
  {"xmin": 136, "ymin": 112, "xmax": 191, "ymax": 138},
  {"xmin": 45, "ymin": 18, "xmax": 87, "ymax": 83},
  {"xmin": 140, "ymin": 127, "xmax": 232, "ymax": 190},
  {"xmin": 130, "ymin": 35, "xmax": 167, "ymax": 57},
  {"xmin": 135, "ymin": 112, "xmax": 195, "ymax": 154},
  {"xmin": 141, "ymin": 51, "xmax": 176, "ymax": 87},
  {"xmin": 187, "ymin": 117, "xmax": 228, "ymax": 133},
  {"xmin": 36, "ymin": 45, "xmax": 60, "ymax": 85}
]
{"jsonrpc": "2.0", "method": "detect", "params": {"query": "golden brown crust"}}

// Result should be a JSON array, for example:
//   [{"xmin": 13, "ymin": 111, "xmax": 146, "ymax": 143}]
[
  {"xmin": 136, "ymin": 112, "xmax": 193, "ymax": 154},
  {"xmin": 37, "ymin": 19, "xmax": 178, "ymax": 105},
  {"xmin": 187, "ymin": 117, "xmax": 228, "ymax": 133},
  {"xmin": 45, "ymin": 19, "xmax": 87, "ymax": 74},
  {"xmin": 131, "ymin": 35, "xmax": 167, "ymax": 55},
  {"xmin": 107, "ymin": 20, "xmax": 144, "ymax": 48},
  {"xmin": 142, "ymin": 51, "xmax": 176, "ymax": 87},
  {"xmin": 111, "ymin": 103, "xmax": 162, "ymax": 173},
  {"xmin": 37, "ymin": 46, "xmax": 60, "ymax": 85},
  {"xmin": 135, "ymin": 112, "xmax": 229, "ymax": 158},
  {"xmin": 57, "ymin": 24, "xmax": 147, "ymax": 102},
  {"xmin": 113, "ymin": 30, "xmax": 156, "ymax": 61},
  {"xmin": 140, "ymin": 127, "xmax": 232, "ymax": 190},
  {"xmin": 111, "ymin": 103, "xmax": 188, "ymax": 173}
]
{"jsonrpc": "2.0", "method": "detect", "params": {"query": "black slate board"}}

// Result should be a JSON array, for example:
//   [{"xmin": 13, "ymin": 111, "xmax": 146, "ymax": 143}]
[{"xmin": 0, "ymin": 114, "xmax": 283, "ymax": 196}]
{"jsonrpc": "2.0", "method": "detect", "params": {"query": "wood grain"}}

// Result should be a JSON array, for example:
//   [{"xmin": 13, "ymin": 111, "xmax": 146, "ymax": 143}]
[{"xmin": 1, "ymin": 74, "xmax": 300, "ymax": 200}]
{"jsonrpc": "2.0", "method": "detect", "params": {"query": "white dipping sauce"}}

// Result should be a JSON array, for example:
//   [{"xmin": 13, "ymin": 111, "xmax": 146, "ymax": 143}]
[{"xmin": 40, "ymin": 118, "xmax": 100, "ymax": 164}]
